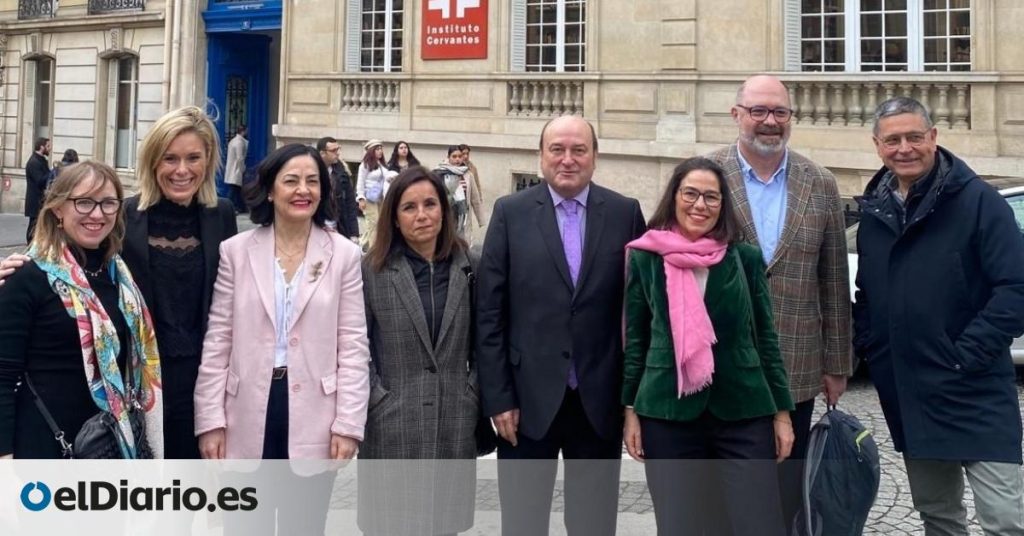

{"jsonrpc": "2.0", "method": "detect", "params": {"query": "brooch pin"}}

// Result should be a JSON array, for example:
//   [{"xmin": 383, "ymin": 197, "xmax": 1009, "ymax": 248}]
[{"xmin": 310, "ymin": 261, "xmax": 324, "ymax": 283}]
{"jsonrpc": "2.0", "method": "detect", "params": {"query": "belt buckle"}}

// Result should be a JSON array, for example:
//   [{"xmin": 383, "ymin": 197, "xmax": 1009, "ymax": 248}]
[{"xmin": 272, "ymin": 367, "xmax": 287, "ymax": 380}]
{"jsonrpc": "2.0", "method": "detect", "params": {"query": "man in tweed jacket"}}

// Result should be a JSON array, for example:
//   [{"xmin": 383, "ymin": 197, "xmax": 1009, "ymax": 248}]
[{"xmin": 707, "ymin": 74, "xmax": 852, "ymax": 531}]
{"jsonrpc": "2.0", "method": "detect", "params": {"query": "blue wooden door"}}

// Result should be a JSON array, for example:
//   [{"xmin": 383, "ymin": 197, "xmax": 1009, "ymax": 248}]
[{"xmin": 207, "ymin": 33, "xmax": 270, "ymax": 193}]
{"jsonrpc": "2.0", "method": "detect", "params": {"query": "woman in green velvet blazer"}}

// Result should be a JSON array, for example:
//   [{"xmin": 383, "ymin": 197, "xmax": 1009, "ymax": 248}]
[{"xmin": 621, "ymin": 157, "xmax": 795, "ymax": 536}]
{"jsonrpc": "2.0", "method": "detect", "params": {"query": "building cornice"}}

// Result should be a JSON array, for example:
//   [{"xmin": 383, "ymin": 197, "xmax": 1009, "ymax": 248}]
[{"xmin": 0, "ymin": 10, "xmax": 164, "ymax": 33}]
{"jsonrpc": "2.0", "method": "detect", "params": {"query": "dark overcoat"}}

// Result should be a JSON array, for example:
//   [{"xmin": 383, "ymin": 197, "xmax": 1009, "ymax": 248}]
[{"xmin": 853, "ymin": 147, "xmax": 1024, "ymax": 463}]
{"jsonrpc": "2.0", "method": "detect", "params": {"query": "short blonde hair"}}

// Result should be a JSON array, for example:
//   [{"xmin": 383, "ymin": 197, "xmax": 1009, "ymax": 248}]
[
  {"xmin": 135, "ymin": 106, "xmax": 220, "ymax": 210},
  {"xmin": 32, "ymin": 161, "xmax": 126, "ymax": 263}
]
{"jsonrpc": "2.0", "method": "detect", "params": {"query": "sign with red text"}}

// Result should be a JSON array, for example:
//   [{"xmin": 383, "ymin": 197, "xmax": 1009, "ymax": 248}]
[{"xmin": 422, "ymin": 0, "xmax": 488, "ymax": 60}]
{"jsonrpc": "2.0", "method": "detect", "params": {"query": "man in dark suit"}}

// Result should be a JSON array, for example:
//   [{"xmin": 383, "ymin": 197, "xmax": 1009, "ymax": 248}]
[
  {"xmin": 477, "ymin": 115, "xmax": 645, "ymax": 535},
  {"xmin": 23, "ymin": 137, "xmax": 51, "ymax": 243}
]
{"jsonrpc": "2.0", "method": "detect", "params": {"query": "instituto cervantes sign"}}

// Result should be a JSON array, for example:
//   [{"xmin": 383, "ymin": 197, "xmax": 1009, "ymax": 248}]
[{"xmin": 422, "ymin": 0, "xmax": 488, "ymax": 60}]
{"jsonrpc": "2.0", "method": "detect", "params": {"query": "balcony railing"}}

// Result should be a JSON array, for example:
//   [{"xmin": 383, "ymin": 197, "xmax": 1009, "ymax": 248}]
[
  {"xmin": 508, "ymin": 80, "xmax": 584, "ymax": 117},
  {"xmin": 88, "ymin": 0, "xmax": 146, "ymax": 14},
  {"xmin": 341, "ymin": 80, "xmax": 400, "ymax": 113},
  {"xmin": 785, "ymin": 80, "xmax": 971, "ymax": 129},
  {"xmin": 18, "ymin": 0, "xmax": 55, "ymax": 19}
]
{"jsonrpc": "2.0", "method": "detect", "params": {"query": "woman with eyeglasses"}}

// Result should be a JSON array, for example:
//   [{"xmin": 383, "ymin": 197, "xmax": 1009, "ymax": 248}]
[
  {"xmin": 621, "ymin": 157, "xmax": 794, "ymax": 535},
  {"xmin": 0, "ymin": 162, "xmax": 163, "ymax": 459},
  {"xmin": 0, "ymin": 107, "xmax": 236, "ymax": 460}
]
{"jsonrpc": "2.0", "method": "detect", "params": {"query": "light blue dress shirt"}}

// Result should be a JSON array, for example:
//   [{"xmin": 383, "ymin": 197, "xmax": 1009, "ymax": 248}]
[{"xmin": 737, "ymin": 150, "xmax": 789, "ymax": 265}]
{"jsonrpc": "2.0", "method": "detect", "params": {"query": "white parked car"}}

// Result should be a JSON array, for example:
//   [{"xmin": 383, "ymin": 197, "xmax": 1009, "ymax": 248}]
[{"xmin": 846, "ymin": 186, "xmax": 1024, "ymax": 365}]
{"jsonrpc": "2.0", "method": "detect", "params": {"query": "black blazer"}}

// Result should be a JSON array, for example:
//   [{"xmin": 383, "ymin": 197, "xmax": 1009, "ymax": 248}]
[
  {"xmin": 121, "ymin": 195, "xmax": 238, "ymax": 333},
  {"xmin": 476, "ymin": 182, "xmax": 645, "ymax": 441}
]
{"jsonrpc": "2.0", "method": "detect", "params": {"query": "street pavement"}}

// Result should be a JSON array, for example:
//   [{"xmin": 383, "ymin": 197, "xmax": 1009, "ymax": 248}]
[{"xmin": 0, "ymin": 212, "xmax": 1013, "ymax": 534}]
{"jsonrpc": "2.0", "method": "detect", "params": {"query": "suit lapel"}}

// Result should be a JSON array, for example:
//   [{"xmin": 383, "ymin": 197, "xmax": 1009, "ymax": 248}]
[
  {"xmin": 704, "ymin": 247, "xmax": 738, "ymax": 321},
  {"xmin": 575, "ymin": 186, "xmax": 606, "ymax": 298},
  {"xmin": 436, "ymin": 250, "xmax": 469, "ymax": 352},
  {"xmin": 389, "ymin": 256, "xmax": 436, "ymax": 359},
  {"xmin": 534, "ymin": 188, "xmax": 574, "ymax": 292},
  {"xmin": 125, "ymin": 203, "xmax": 151, "ymax": 296},
  {"xmin": 768, "ymin": 160, "xmax": 813, "ymax": 270},
  {"xmin": 247, "ymin": 226, "xmax": 277, "ymax": 329},
  {"xmin": 723, "ymin": 145, "xmax": 761, "ymax": 246},
  {"xmin": 288, "ymin": 226, "xmax": 333, "ymax": 331}
]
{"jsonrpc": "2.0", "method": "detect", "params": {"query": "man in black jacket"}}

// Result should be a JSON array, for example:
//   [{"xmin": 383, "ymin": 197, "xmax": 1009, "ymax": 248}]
[
  {"xmin": 317, "ymin": 137, "xmax": 359, "ymax": 241},
  {"xmin": 23, "ymin": 137, "xmax": 50, "ymax": 243},
  {"xmin": 853, "ymin": 97, "xmax": 1024, "ymax": 535}
]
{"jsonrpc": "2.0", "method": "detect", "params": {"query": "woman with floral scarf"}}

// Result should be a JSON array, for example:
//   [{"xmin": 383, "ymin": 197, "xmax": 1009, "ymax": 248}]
[{"xmin": 0, "ymin": 161, "xmax": 163, "ymax": 459}]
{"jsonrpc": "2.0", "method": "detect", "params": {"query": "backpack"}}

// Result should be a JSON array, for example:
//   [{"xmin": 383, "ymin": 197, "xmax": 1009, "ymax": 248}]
[{"xmin": 793, "ymin": 407, "xmax": 880, "ymax": 536}]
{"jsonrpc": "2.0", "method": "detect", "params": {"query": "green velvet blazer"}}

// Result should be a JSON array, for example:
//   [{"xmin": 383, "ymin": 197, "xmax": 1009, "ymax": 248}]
[{"xmin": 621, "ymin": 243, "xmax": 794, "ymax": 422}]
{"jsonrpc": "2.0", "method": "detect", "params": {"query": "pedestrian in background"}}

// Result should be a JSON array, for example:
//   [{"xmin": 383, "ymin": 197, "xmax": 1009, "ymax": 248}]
[
  {"xmin": 23, "ymin": 137, "xmax": 51, "ymax": 244},
  {"xmin": 224, "ymin": 124, "xmax": 248, "ymax": 214},
  {"xmin": 622, "ymin": 157, "xmax": 793, "ymax": 536},
  {"xmin": 854, "ymin": 97, "xmax": 1024, "ymax": 536},
  {"xmin": 387, "ymin": 140, "xmax": 421, "ymax": 173},
  {"xmin": 318, "ymin": 136, "xmax": 359, "ymax": 241},
  {"xmin": 0, "ymin": 161, "xmax": 163, "ymax": 459},
  {"xmin": 44, "ymin": 149, "xmax": 80, "ymax": 192},
  {"xmin": 358, "ymin": 166, "xmax": 480, "ymax": 536},
  {"xmin": 357, "ymin": 139, "xmax": 397, "ymax": 251},
  {"xmin": 459, "ymin": 144, "xmax": 486, "ymax": 232},
  {"xmin": 434, "ymin": 146, "xmax": 473, "ymax": 242}
]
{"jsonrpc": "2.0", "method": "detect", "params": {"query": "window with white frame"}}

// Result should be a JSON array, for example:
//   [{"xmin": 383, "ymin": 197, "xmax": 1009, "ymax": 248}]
[
  {"xmin": 31, "ymin": 58, "xmax": 53, "ymax": 141},
  {"xmin": 359, "ymin": 0, "xmax": 403, "ymax": 72},
  {"xmin": 113, "ymin": 57, "xmax": 138, "ymax": 169},
  {"xmin": 524, "ymin": 0, "xmax": 586, "ymax": 72},
  {"xmin": 797, "ymin": 0, "xmax": 970, "ymax": 72}
]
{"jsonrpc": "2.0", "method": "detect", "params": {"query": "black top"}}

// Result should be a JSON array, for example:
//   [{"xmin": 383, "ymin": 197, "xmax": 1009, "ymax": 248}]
[
  {"xmin": 23, "ymin": 152, "xmax": 50, "ymax": 218},
  {"xmin": 331, "ymin": 163, "xmax": 360, "ymax": 239},
  {"xmin": 146, "ymin": 198, "xmax": 205, "ymax": 359},
  {"xmin": 403, "ymin": 246, "xmax": 451, "ymax": 347},
  {"xmin": 0, "ymin": 248, "xmax": 129, "ymax": 458}
]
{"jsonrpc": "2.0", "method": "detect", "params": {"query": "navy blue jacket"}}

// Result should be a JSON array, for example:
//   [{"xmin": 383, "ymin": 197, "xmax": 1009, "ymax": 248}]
[{"xmin": 853, "ymin": 147, "xmax": 1024, "ymax": 463}]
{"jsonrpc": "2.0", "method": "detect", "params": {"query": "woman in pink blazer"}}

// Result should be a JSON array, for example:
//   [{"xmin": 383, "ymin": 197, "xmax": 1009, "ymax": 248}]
[{"xmin": 194, "ymin": 143, "xmax": 369, "ymax": 460}]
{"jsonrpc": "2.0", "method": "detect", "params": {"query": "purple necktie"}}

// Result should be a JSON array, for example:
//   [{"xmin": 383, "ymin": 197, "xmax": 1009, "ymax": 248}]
[{"xmin": 560, "ymin": 199, "xmax": 581, "ymax": 389}]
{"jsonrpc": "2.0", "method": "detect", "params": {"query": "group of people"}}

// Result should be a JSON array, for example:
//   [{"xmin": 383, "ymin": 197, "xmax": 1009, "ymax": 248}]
[{"xmin": 0, "ymin": 72, "xmax": 1022, "ymax": 536}]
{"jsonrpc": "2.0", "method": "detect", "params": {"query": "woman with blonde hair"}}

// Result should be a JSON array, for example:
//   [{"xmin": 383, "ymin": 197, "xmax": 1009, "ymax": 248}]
[{"xmin": 0, "ymin": 162, "xmax": 163, "ymax": 458}]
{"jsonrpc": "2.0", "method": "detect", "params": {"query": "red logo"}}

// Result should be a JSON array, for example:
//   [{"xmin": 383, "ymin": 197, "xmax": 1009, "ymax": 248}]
[{"xmin": 422, "ymin": 0, "xmax": 488, "ymax": 60}]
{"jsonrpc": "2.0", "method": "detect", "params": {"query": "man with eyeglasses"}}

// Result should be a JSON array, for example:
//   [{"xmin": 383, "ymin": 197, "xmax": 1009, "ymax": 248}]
[
  {"xmin": 854, "ymin": 96, "xmax": 1024, "ymax": 535},
  {"xmin": 708, "ymin": 74, "xmax": 852, "ymax": 532},
  {"xmin": 317, "ymin": 136, "xmax": 359, "ymax": 241}
]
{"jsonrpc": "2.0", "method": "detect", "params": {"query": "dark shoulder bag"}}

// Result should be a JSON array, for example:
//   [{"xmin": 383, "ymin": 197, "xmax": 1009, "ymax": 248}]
[
  {"xmin": 24, "ymin": 354, "xmax": 153, "ymax": 459},
  {"xmin": 463, "ymin": 262, "xmax": 498, "ymax": 457}
]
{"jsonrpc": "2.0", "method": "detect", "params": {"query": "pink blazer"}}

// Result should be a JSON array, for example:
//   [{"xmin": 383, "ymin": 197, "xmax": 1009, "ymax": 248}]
[{"xmin": 193, "ymin": 225, "xmax": 370, "ymax": 459}]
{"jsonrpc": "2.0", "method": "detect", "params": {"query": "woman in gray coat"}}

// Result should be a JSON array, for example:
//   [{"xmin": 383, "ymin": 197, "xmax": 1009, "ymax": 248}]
[{"xmin": 358, "ymin": 166, "xmax": 480, "ymax": 536}]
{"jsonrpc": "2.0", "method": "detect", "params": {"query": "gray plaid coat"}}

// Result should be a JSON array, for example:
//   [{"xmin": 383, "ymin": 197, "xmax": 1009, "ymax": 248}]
[
  {"xmin": 357, "ymin": 248, "xmax": 478, "ymax": 535},
  {"xmin": 709, "ymin": 144, "xmax": 853, "ymax": 403}
]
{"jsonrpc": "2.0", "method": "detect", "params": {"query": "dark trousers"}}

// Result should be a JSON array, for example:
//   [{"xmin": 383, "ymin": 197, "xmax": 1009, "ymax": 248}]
[
  {"xmin": 640, "ymin": 413, "xmax": 786, "ymax": 536},
  {"xmin": 226, "ymin": 184, "xmax": 246, "ymax": 213},
  {"xmin": 161, "ymin": 356, "xmax": 201, "ymax": 459},
  {"xmin": 778, "ymin": 398, "xmax": 815, "ymax": 533},
  {"xmin": 224, "ymin": 372, "xmax": 334, "ymax": 536},
  {"xmin": 26, "ymin": 216, "xmax": 37, "ymax": 244},
  {"xmin": 497, "ymin": 388, "xmax": 621, "ymax": 536}
]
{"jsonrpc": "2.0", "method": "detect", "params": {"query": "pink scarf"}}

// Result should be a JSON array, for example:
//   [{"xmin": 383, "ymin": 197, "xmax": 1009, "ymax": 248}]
[{"xmin": 627, "ymin": 229, "xmax": 727, "ymax": 397}]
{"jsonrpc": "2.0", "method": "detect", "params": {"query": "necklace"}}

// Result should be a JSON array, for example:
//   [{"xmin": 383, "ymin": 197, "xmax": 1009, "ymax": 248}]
[
  {"xmin": 275, "ymin": 241, "xmax": 306, "ymax": 259},
  {"xmin": 83, "ymin": 266, "xmax": 104, "ymax": 277}
]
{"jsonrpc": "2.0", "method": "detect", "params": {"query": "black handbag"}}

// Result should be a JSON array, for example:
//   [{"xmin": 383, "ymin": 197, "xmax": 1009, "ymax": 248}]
[
  {"xmin": 24, "ymin": 355, "xmax": 153, "ymax": 459},
  {"xmin": 463, "ymin": 264, "xmax": 498, "ymax": 457}
]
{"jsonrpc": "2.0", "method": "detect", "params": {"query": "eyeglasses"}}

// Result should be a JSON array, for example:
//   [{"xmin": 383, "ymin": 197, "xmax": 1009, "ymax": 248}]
[
  {"xmin": 876, "ymin": 131, "xmax": 931, "ymax": 150},
  {"xmin": 324, "ymin": 147, "xmax": 341, "ymax": 154},
  {"xmin": 678, "ymin": 187, "xmax": 723, "ymax": 208},
  {"xmin": 68, "ymin": 197, "xmax": 122, "ymax": 215},
  {"xmin": 736, "ymin": 105, "xmax": 794, "ymax": 123}
]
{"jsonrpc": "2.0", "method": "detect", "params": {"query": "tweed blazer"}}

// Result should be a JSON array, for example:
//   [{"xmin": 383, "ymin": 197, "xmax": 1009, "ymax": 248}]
[
  {"xmin": 357, "ymin": 248, "xmax": 478, "ymax": 536},
  {"xmin": 708, "ymin": 144, "xmax": 852, "ymax": 402}
]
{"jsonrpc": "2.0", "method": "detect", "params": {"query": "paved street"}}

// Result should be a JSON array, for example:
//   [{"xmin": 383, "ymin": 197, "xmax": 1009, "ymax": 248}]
[{"xmin": 0, "ymin": 212, "xmax": 1015, "ymax": 534}]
